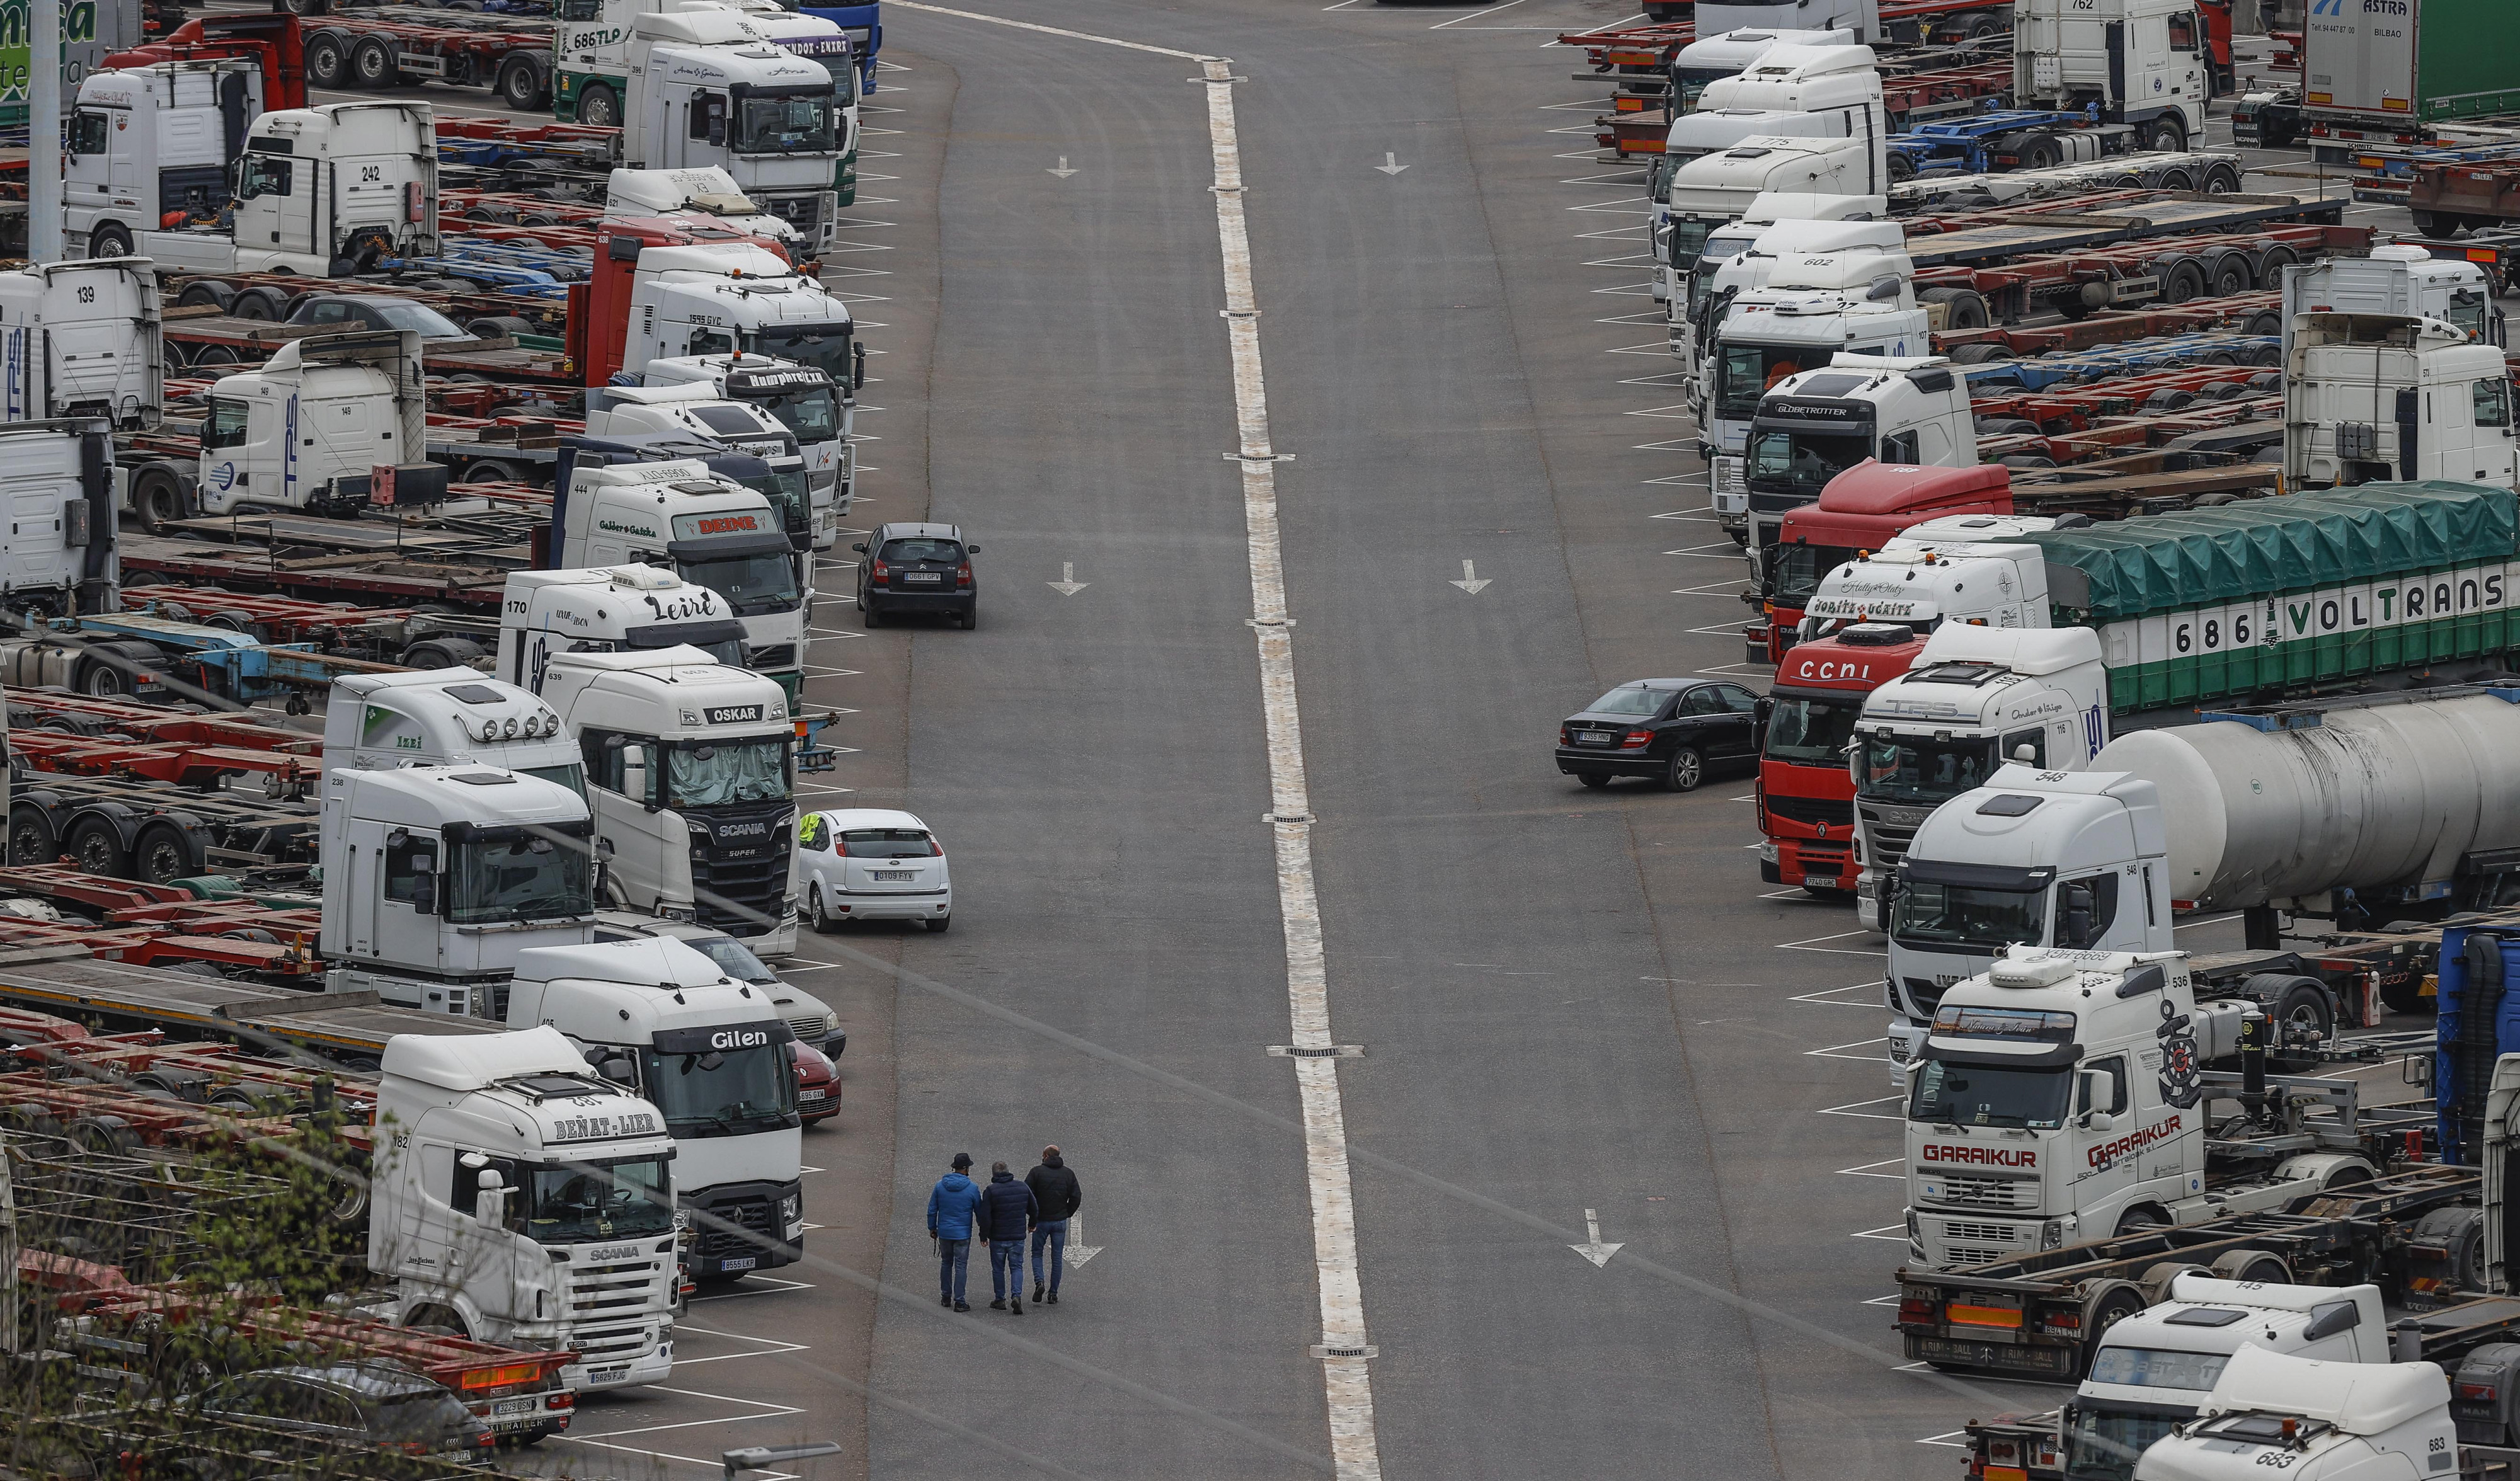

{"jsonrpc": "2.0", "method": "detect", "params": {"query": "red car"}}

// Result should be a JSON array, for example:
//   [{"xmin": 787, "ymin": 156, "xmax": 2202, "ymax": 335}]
[{"xmin": 791, "ymin": 1039, "xmax": 840, "ymax": 1126}]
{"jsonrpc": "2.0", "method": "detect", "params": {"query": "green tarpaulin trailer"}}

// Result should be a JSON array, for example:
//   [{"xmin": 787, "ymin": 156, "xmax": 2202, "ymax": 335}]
[{"xmin": 2023, "ymin": 481, "xmax": 2520, "ymax": 713}]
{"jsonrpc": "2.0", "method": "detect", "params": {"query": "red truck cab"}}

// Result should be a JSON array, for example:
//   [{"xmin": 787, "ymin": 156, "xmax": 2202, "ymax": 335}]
[
  {"xmin": 1756, "ymin": 623, "xmax": 1928, "ymax": 895},
  {"xmin": 1748, "ymin": 462, "xmax": 2013, "ymax": 665}
]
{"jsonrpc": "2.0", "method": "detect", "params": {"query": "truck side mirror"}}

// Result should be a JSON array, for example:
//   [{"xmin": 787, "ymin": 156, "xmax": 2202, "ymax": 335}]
[
  {"xmin": 597, "ymin": 1055, "xmax": 636, "ymax": 1084},
  {"xmin": 410, "ymin": 852, "xmax": 438, "ymax": 916},
  {"xmin": 2303, "ymin": 1301, "xmax": 2360, "ymax": 1341},
  {"xmin": 1755, "ymin": 697, "xmax": 1773, "ymax": 726},
  {"xmin": 476, "ymin": 1169, "xmax": 507, "ymax": 1229},
  {"xmin": 2077, "ymin": 1069, "xmax": 2116, "ymax": 1131},
  {"xmin": 2060, "ymin": 883, "xmax": 2095, "ymax": 947}
]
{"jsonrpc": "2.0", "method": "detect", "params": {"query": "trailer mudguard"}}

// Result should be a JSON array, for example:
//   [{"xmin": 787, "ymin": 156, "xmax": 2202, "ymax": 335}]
[{"xmin": 2439, "ymin": 926, "xmax": 2520, "ymax": 1162}]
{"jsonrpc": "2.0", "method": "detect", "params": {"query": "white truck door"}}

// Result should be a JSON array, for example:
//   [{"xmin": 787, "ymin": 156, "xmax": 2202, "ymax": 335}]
[
  {"xmin": 2073, "ymin": 1053, "xmax": 2143, "ymax": 1227},
  {"xmin": 2167, "ymin": 8, "xmax": 2208, "ymax": 130},
  {"xmin": 2468, "ymin": 377, "xmax": 2520, "ymax": 484},
  {"xmin": 6, "ymin": 483, "xmax": 67, "ymax": 594},
  {"xmin": 372, "ymin": 829, "xmax": 445, "ymax": 986}
]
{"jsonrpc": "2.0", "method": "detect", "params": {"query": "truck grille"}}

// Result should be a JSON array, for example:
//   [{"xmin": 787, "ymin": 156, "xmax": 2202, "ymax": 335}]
[
  {"xmin": 1931, "ymin": 1215, "xmax": 2030, "ymax": 1267},
  {"xmin": 689, "ymin": 806, "xmax": 794, "ymax": 938},
  {"xmin": 1902, "ymin": 976, "xmax": 1949, "ymax": 1019},
  {"xmin": 759, "ymin": 192, "xmax": 827, "ymax": 235},
  {"xmin": 1860, "ymin": 803, "xmax": 1930, "ymax": 869},
  {"xmin": 1931, "ymin": 1176, "xmax": 2037, "ymax": 1211},
  {"xmin": 696, "ymin": 1196, "xmax": 776, "ymax": 1261},
  {"xmin": 566, "ymin": 1322, "xmax": 655, "ymax": 1360},
  {"xmin": 748, "ymin": 643, "xmax": 797, "ymax": 670},
  {"xmin": 1763, "ymin": 794, "xmax": 1853, "ymax": 829}
]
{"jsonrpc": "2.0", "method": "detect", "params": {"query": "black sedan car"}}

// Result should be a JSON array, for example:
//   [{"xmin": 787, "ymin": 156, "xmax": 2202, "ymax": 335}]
[
  {"xmin": 1555, "ymin": 678, "xmax": 1765, "ymax": 791},
  {"xmin": 856, "ymin": 522, "xmax": 980, "ymax": 629},
  {"xmin": 186, "ymin": 1361, "xmax": 495, "ymax": 1459}
]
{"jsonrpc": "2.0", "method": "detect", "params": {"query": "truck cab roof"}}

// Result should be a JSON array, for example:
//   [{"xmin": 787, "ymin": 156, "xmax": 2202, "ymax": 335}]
[
  {"xmin": 2191, "ymin": 1344, "xmax": 2451, "ymax": 1444},
  {"xmin": 508, "ymin": 938, "xmax": 795, "ymax": 1043},
  {"xmin": 540, "ymin": 646, "xmax": 791, "ymax": 740},
  {"xmin": 326, "ymin": 765, "xmax": 590, "ymax": 830},
  {"xmin": 1930, "ymin": 944, "xmax": 2191, "ymax": 1052},
  {"xmin": 1904, "ymin": 767, "xmax": 2156, "ymax": 890},
  {"xmin": 2086, "ymin": 1278, "xmax": 2386, "ymax": 1408},
  {"xmin": 325, "ymin": 672, "xmax": 570, "ymax": 769}
]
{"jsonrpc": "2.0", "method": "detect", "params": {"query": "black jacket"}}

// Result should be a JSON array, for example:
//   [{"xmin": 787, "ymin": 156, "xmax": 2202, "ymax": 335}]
[
  {"xmin": 1026, "ymin": 1155, "xmax": 1083, "ymax": 1223},
  {"xmin": 976, "ymin": 1170, "xmax": 1037, "ymax": 1241}
]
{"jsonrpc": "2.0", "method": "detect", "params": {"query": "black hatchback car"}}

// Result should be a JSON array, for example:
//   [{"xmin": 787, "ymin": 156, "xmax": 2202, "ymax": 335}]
[
  {"xmin": 856, "ymin": 522, "xmax": 980, "ymax": 629},
  {"xmin": 186, "ymin": 1361, "xmax": 495, "ymax": 1459},
  {"xmin": 1555, "ymin": 678, "xmax": 1766, "ymax": 791}
]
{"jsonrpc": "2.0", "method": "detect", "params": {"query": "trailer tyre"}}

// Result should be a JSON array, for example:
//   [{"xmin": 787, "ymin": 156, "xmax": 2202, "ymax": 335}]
[
  {"xmin": 8, "ymin": 804, "xmax": 57, "ymax": 867},
  {"xmin": 2206, "ymin": 251, "xmax": 2254, "ymax": 297},
  {"xmin": 578, "ymin": 81, "xmax": 622, "ymax": 129},
  {"xmin": 174, "ymin": 280, "xmax": 235, "ymax": 312},
  {"xmin": 129, "ymin": 465, "xmax": 186, "ymax": 535},
  {"xmin": 65, "ymin": 816, "xmax": 131, "ymax": 877},
  {"xmin": 2202, "ymin": 161, "xmax": 2242, "ymax": 194},
  {"xmin": 2139, "ymin": 1261, "xmax": 2211, "ymax": 1305},
  {"xmin": 2017, "ymin": 134, "xmax": 2063, "ymax": 171},
  {"xmin": 2208, "ymin": 1248, "xmax": 2291, "ymax": 1285},
  {"xmin": 352, "ymin": 37, "xmax": 399, "ymax": 89},
  {"xmin": 1918, "ymin": 286, "xmax": 1989, "ymax": 330},
  {"xmin": 231, "ymin": 287, "xmax": 287, "ymax": 322},
  {"xmin": 134, "ymin": 821, "xmax": 206, "ymax": 886},
  {"xmin": 2246, "ymin": 973, "xmax": 2336, "ymax": 1065},
  {"xmin": 2156, "ymin": 258, "xmax": 2209, "ymax": 304},
  {"xmin": 305, "ymin": 29, "xmax": 352, "ymax": 89},
  {"xmin": 2414, "ymin": 1207, "xmax": 2485, "ymax": 1290},
  {"xmin": 1947, "ymin": 343, "xmax": 2015, "ymax": 365},
  {"xmin": 498, "ymin": 54, "xmax": 549, "ymax": 111}
]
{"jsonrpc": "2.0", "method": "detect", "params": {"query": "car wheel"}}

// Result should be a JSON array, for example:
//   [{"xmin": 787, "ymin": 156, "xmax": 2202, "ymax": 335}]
[
  {"xmin": 925, "ymin": 913, "xmax": 951, "ymax": 933},
  {"xmin": 1575, "ymin": 772, "xmax": 1612, "ymax": 790},
  {"xmin": 810, "ymin": 885, "xmax": 837, "ymax": 935},
  {"xmin": 863, "ymin": 601, "xmax": 883, "ymax": 627},
  {"xmin": 1663, "ymin": 746, "xmax": 1704, "ymax": 792},
  {"xmin": 961, "ymin": 603, "xmax": 978, "ymax": 631}
]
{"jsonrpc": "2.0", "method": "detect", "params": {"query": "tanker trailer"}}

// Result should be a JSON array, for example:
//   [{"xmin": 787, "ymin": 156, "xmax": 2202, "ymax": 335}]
[{"xmin": 1884, "ymin": 687, "xmax": 2520, "ymax": 1026}]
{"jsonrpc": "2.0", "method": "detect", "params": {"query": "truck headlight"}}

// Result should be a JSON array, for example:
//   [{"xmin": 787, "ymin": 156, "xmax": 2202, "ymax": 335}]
[
  {"xmin": 1905, "ymin": 1210, "xmax": 1923, "ymax": 1261},
  {"xmin": 1757, "ymin": 841, "xmax": 1778, "ymax": 865},
  {"xmin": 2041, "ymin": 1219, "xmax": 2066, "ymax": 1250},
  {"xmin": 778, "ymin": 1194, "xmax": 801, "ymax": 1221}
]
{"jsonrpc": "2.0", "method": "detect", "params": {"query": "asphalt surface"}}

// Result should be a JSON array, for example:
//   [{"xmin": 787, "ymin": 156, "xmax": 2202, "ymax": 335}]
[{"xmin": 277, "ymin": 7, "xmax": 2439, "ymax": 1478}]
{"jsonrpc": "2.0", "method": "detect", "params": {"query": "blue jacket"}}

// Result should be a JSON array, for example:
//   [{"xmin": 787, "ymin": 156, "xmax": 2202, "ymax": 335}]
[
  {"xmin": 927, "ymin": 1172, "xmax": 982, "ymax": 1239},
  {"xmin": 976, "ymin": 1170, "xmax": 1038, "ymax": 1242}
]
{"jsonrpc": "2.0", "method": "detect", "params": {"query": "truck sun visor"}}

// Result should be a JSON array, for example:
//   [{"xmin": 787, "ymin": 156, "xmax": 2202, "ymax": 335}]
[{"xmin": 1900, "ymin": 860, "xmax": 2055, "ymax": 892}]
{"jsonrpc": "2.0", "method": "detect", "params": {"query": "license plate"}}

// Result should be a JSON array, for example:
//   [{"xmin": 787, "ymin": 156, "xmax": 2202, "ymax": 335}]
[
  {"xmin": 903, "ymin": 572, "xmax": 942, "ymax": 583},
  {"xmin": 721, "ymin": 1256, "xmax": 757, "ymax": 1272},
  {"xmin": 873, "ymin": 869, "xmax": 914, "ymax": 881},
  {"xmin": 495, "ymin": 1398, "xmax": 535, "ymax": 1417},
  {"xmin": 799, "ymin": 1090, "xmax": 828, "ymax": 1105},
  {"xmin": 1577, "ymin": 733, "xmax": 1613, "ymax": 746},
  {"xmin": 587, "ymin": 1366, "xmax": 629, "ymax": 1385}
]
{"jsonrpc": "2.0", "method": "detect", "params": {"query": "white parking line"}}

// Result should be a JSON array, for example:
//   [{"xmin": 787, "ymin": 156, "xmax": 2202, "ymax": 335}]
[
  {"xmin": 1836, "ymin": 1157, "xmax": 1903, "ymax": 1180},
  {"xmin": 1819, "ymin": 1094, "xmax": 1905, "ymax": 1120},
  {"xmin": 1780, "ymin": 928, "xmax": 1887, "ymax": 958},
  {"xmin": 1806, "ymin": 1037, "xmax": 1890, "ymax": 1062},
  {"xmin": 1852, "ymin": 1224, "xmax": 1906, "ymax": 1241},
  {"xmin": 1789, "ymin": 982, "xmax": 1884, "ymax": 1008}
]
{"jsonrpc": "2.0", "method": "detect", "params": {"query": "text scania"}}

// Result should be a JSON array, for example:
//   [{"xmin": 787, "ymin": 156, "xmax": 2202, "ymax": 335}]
[
  {"xmin": 1922, "ymin": 1144, "xmax": 2036, "ymax": 1167},
  {"xmin": 2088, "ymin": 1114, "xmax": 2184, "ymax": 1169}
]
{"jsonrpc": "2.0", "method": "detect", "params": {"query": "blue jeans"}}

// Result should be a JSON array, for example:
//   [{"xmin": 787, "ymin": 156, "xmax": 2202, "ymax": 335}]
[
  {"xmin": 936, "ymin": 1237, "xmax": 970, "ymax": 1302},
  {"xmin": 989, "ymin": 1238, "xmax": 1026, "ymax": 1300},
  {"xmin": 1030, "ymin": 1219, "xmax": 1068, "ymax": 1293}
]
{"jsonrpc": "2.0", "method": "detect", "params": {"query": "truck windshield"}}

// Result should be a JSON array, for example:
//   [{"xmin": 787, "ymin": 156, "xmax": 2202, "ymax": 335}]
[
  {"xmin": 745, "ymin": 324, "xmax": 852, "ymax": 386},
  {"xmin": 1890, "ymin": 878, "xmax": 2049, "ymax": 952},
  {"xmin": 519, "ymin": 1155, "xmax": 674, "ymax": 1242},
  {"xmin": 736, "ymin": 466, "xmax": 813, "ymax": 532},
  {"xmin": 1858, "ymin": 733, "xmax": 1998, "ymax": 805},
  {"xmin": 2064, "ymin": 1402, "xmax": 2196, "ymax": 1481},
  {"xmin": 449, "ymin": 832, "xmax": 592, "ymax": 923},
  {"xmin": 679, "ymin": 547, "xmax": 801, "ymax": 614},
  {"xmin": 1668, "ymin": 215, "xmax": 1717, "ymax": 268},
  {"xmin": 1717, "ymin": 346, "xmax": 1815, "ymax": 421},
  {"xmin": 637, "ymin": 1041, "xmax": 796, "ymax": 1136},
  {"xmin": 667, "ymin": 736, "xmax": 792, "ymax": 807},
  {"xmin": 1670, "ymin": 66, "xmax": 1734, "ymax": 112},
  {"xmin": 1763, "ymin": 690, "xmax": 1861, "ymax": 766},
  {"xmin": 1746, "ymin": 427, "xmax": 1870, "ymax": 499},
  {"xmin": 735, "ymin": 94, "xmax": 836, "ymax": 154},
  {"xmin": 1768, "ymin": 543, "xmax": 1855, "ymax": 604},
  {"xmin": 684, "ymin": 934, "xmax": 779, "ymax": 985},
  {"xmin": 626, "ymin": 619, "xmax": 748, "ymax": 668},
  {"xmin": 1908, "ymin": 1058, "xmax": 2068, "ymax": 1129},
  {"xmin": 744, "ymin": 382, "xmax": 840, "ymax": 443}
]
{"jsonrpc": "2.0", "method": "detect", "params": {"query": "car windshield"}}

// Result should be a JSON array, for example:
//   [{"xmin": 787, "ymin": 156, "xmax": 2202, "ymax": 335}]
[
  {"xmin": 1890, "ymin": 879, "xmax": 2049, "ymax": 952},
  {"xmin": 746, "ymin": 323, "xmax": 852, "ymax": 385},
  {"xmin": 842, "ymin": 826, "xmax": 934, "ymax": 859},
  {"xmin": 366, "ymin": 1388, "xmax": 474, "ymax": 1444},
  {"xmin": 1583, "ymin": 686, "xmax": 1668, "ymax": 717},
  {"xmin": 637, "ymin": 1041, "xmax": 796, "ymax": 1136},
  {"xmin": 686, "ymin": 934, "xmax": 779, "ymax": 984},
  {"xmin": 1747, "ymin": 427, "xmax": 1870, "ymax": 498},
  {"xmin": 735, "ymin": 93, "xmax": 836, "ymax": 154},
  {"xmin": 447, "ymin": 831, "xmax": 591, "ymax": 924},
  {"xmin": 364, "ymin": 300, "xmax": 468, "ymax": 339},
  {"xmin": 747, "ymin": 382, "xmax": 840, "ymax": 442},
  {"xmin": 1859, "ymin": 733, "xmax": 2000, "ymax": 804},
  {"xmin": 1908, "ymin": 1058, "xmax": 2068, "ymax": 1129},
  {"xmin": 519, "ymin": 1155, "xmax": 675, "ymax": 1242},
  {"xmin": 881, "ymin": 538, "xmax": 963, "ymax": 564},
  {"xmin": 668, "ymin": 736, "xmax": 792, "ymax": 807},
  {"xmin": 679, "ymin": 548, "xmax": 800, "ymax": 613},
  {"xmin": 2064, "ymin": 1404, "xmax": 2193, "ymax": 1481},
  {"xmin": 1768, "ymin": 544, "xmax": 1855, "ymax": 605},
  {"xmin": 1763, "ymin": 692, "xmax": 1860, "ymax": 766},
  {"xmin": 520, "ymin": 762, "xmax": 587, "ymax": 800},
  {"xmin": 1717, "ymin": 346, "xmax": 1818, "ymax": 421}
]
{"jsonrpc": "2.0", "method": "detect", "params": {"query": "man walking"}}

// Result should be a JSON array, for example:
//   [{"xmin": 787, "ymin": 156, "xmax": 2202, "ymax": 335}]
[
  {"xmin": 925, "ymin": 1153, "xmax": 982, "ymax": 1312},
  {"xmin": 1024, "ymin": 1145, "xmax": 1082, "ymax": 1305},
  {"xmin": 975, "ymin": 1160, "xmax": 1038, "ymax": 1314}
]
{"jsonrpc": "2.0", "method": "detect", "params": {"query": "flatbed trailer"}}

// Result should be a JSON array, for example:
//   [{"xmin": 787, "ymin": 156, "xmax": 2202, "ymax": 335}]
[
  {"xmin": 158, "ymin": 301, "xmax": 577, "ymax": 387},
  {"xmin": 6, "ymin": 687, "xmax": 319, "ymax": 760},
  {"xmin": 1559, "ymin": 2, "xmax": 2013, "ymax": 80},
  {"xmin": 1935, "ymin": 290, "xmax": 2282, "ymax": 356},
  {"xmin": 114, "ymin": 541, "xmax": 517, "ymax": 613},
  {"xmin": 1911, "ymin": 220, "xmax": 2361, "ymax": 327},
  {"xmin": 297, "ymin": 5, "xmax": 556, "ymax": 112},
  {"xmin": 1894, "ymin": 1162, "xmax": 2482, "ymax": 1380},
  {"xmin": 0, "ymin": 867, "xmax": 320, "ymax": 980},
  {"xmin": 8, "ymin": 760, "xmax": 322, "ymax": 883}
]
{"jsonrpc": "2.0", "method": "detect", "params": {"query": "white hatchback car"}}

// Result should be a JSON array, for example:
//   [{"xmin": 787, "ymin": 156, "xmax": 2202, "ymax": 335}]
[{"xmin": 796, "ymin": 808, "xmax": 953, "ymax": 932}]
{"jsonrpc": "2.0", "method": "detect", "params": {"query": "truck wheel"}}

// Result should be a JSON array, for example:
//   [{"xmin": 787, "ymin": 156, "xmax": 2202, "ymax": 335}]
[
  {"xmin": 2017, "ymin": 134, "xmax": 2063, "ymax": 171},
  {"xmin": 2248, "ymin": 973, "xmax": 2335, "ymax": 1065},
  {"xmin": 2114, "ymin": 1205, "xmax": 2167, "ymax": 1235},
  {"xmin": 1918, "ymin": 286, "xmax": 1990, "ymax": 329},
  {"xmin": 468, "ymin": 316, "xmax": 536, "ymax": 341},
  {"xmin": 2202, "ymin": 161, "xmax": 2242, "ymax": 194},
  {"xmin": 1947, "ymin": 343, "xmax": 2015, "ymax": 365},
  {"xmin": 2156, "ymin": 166, "xmax": 2196, "ymax": 193},
  {"xmin": 231, "ymin": 287, "xmax": 286, "ymax": 321},
  {"xmin": 65, "ymin": 816, "xmax": 131, "ymax": 877},
  {"xmin": 2143, "ymin": 115, "xmax": 2187, "ymax": 154},
  {"xmin": 2414, "ymin": 1207, "xmax": 2485, "ymax": 1290},
  {"xmin": 133, "ymin": 821, "xmax": 205, "ymax": 885},
  {"xmin": 2410, "ymin": 210, "xmax": 2458, "ymax": 238},
  {"xmin": 2209, "ymin": 1248, "xmax": 2290, "ymax": 1284},
  {"xmin": 2206, "ymin": 252, "xmax": 2254, "ymax": 297},
  {"xmin": 8, "ymin": 805, "xmax": 57, "ymax": 867},
  {"xmin": 2138, "ymin": 1261, "xmax": 2211, "ymax": 1305},
  {"xmin": 2156, "ymin": 258, "xmax": 2209, "ymax": 304},
  {"xmin": 498, "ymin": 55, "xmax": 549, "ymax": 111},
  {"xmin": 305, "ymin": 30, "xmax": 352, "ymax": 89},
  {"xmin": 352, "ymin": 37, "xmax": 399, "ymax": 89},
  {"xmin": 86, "ymin": 223, "xmax": 134, "ymax": 260},
  {"xmin": 129, "ymin": 466, "xmax": 186, "ymax": 535},
  {"xmin": 578, "ymin": 81, "xmax": 622, "ymax": 128},
  {"xmin": 174, "ymin": 280, "xmax": 234, "ymax": 312}
]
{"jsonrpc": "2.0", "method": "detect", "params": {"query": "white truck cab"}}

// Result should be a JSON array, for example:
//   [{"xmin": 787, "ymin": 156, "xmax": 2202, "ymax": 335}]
[
  {"xmin": 536, "ymin": 645, "xmax": 800, "ymax": 957},
  {"xmin": 555, "ymin": 456, "xmax": 807, "ymax": 702},
  {"xmin": 638, "ymin": 354, "xmax": 851, "ymax": 544},
  {"xmin": 621, "ymin": 11, "xmax": 845, "ymax": 255},
  {"xmin": 619, "ymin": 241, "xmax": 857, "ymax": 404},
  {"xmin": 197, "ymin": 331, "xmax": 428, "ymax": 517},
  {"xmin": 0, "ymin": 258, "xmax": 163, "ymax": 431},
  {"xmin": 1680, "ymin": 209, "xmax": 1897, "ymax": 369},
  {"xmin": 604, "ymin": 166, "xmax": 803, "ymax": 253},
  {"xmin": 580, "ymin": 383, "xmax": 814, "ymax": 549},
  {"xmin": 370, "ymin": 1026, "xmax": 680, "ymax": 1390},
  {"xmin": 506, "ymin": 939, "xmax": 805, "ymax": 1281},
  {"xmin": 2283, "ymin": 313, "xmax": 2520, "ymax": 493},
  {"xmin": 2131, "ymin": 1347, "xmax": 2454, "ymax": 1481},
  {"xmin": 2282, "ymin": 244, "xmax": 2502, "ymax": 356},
  {"xmin": 1664, "ymin": 45, "xmax": 1890, "ymax": 273},
  {"xmin": 497, "ymin": 564, "xmax": 749, "ymax": 697},
  {"xmin": 324, "ymin": 670, "xmax": 581, "ymax": 794},
  {"xmin": 1702, "ymin": 243, "xmax": 1923, "ymax": 463},
  {"xmin": 68, "ymin": 66, "xmax": 435, "ymax": 275},
  {"xmin": 1667, "ymin": 25, "xmax": 1859, "ymax": 116},
  {"xmin": 0, "ymin": 421, "xmax": 121, "ymax": 623},
  {"xmin": 1800, "ymin": 520, "xmax": 2065, "ymax": 643},
  {"xmin": 2013, "ymin": 0, "xmax": 2214, "ymax": 152},
  {"xmin": 1734, "ymin": 355, "xmax": 1976, "ymax": 571}
]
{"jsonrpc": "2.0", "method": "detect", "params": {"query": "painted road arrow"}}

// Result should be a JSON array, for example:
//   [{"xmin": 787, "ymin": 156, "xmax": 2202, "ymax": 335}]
[
  {"xmin": 1375, "ymin": 152, "xmax": 1409, "ymax": 176},
  {"xmin": 1569, "ymin": 1208, "xmax": 1623, "ymax": 1268},
  {"xmin": 1449, "ymin": 559, "xmax": 1491, "ymax": 595},
  {"xmin": 1064, "ymin": 1213, "xmax": 1103, "ymax": 1268},
  {"xmin": 1046, "ymin": 562, "xmax": 1089, "ymax": 597},
  {"xmin": 1047, "ymin": 156, "xmax": 1079, "ymax": 178}
]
